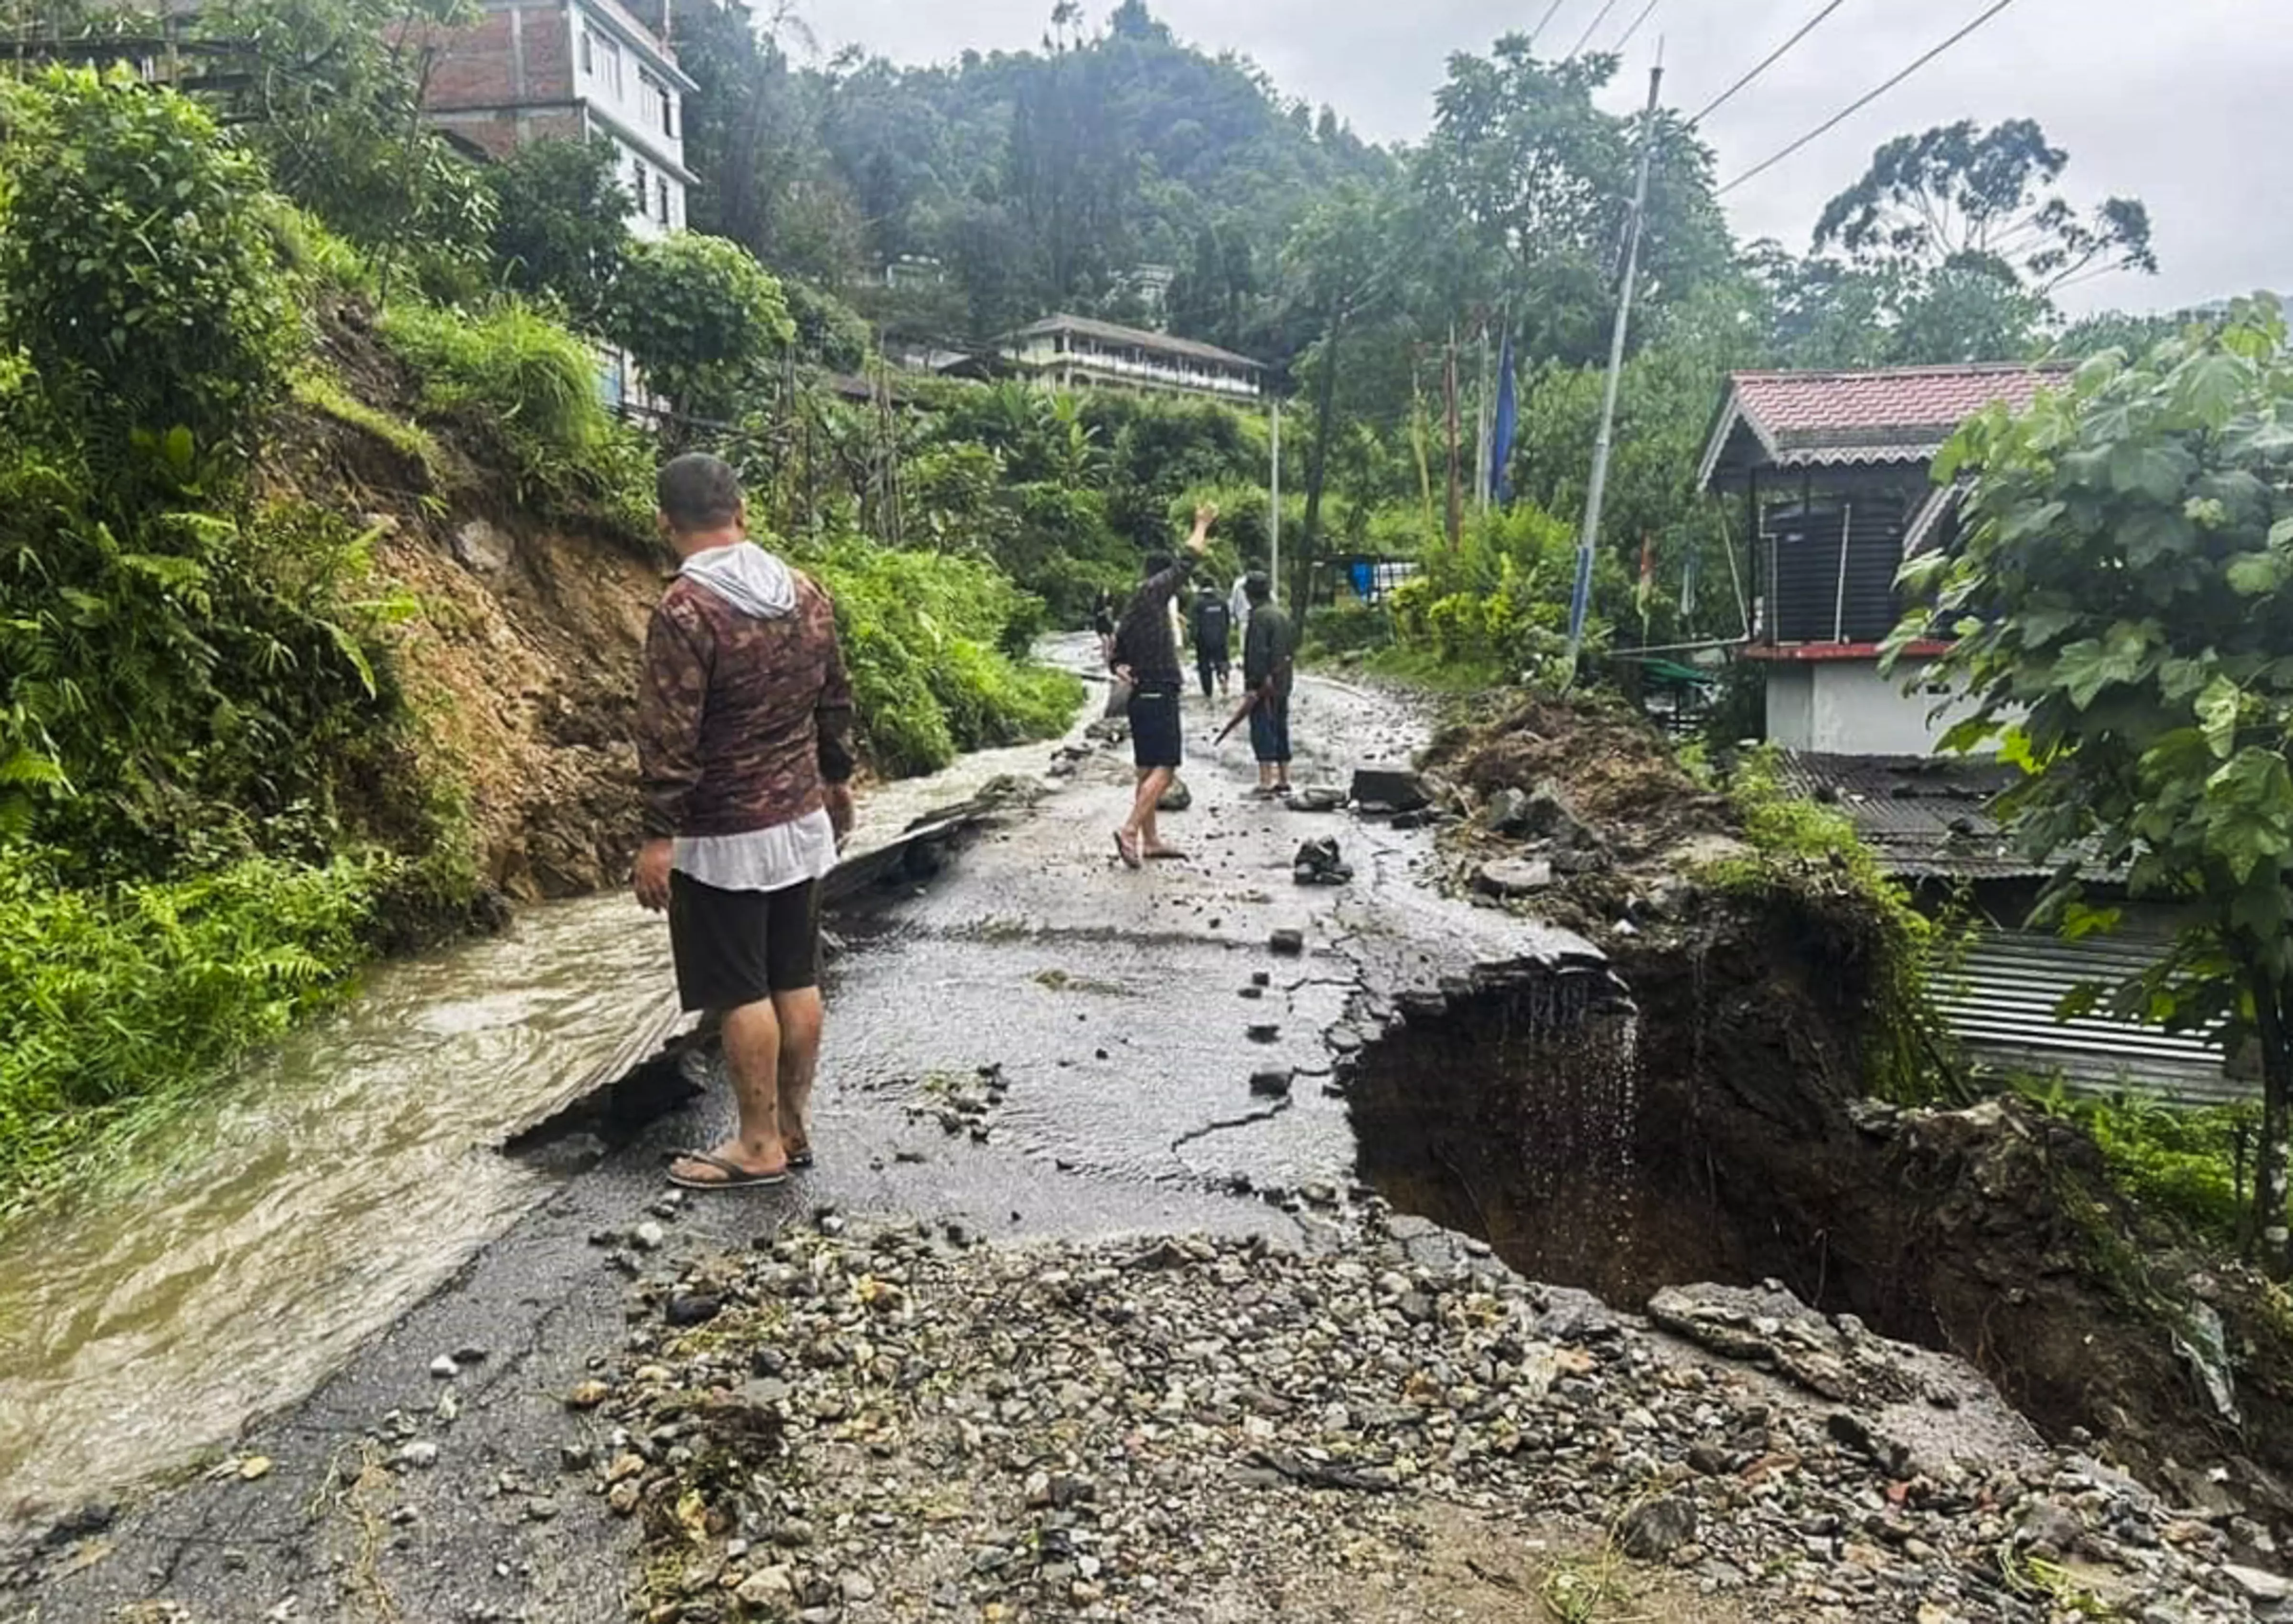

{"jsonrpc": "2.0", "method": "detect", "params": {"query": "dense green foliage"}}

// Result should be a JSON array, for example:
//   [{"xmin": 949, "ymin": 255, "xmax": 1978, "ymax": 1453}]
[
  {"xmin": 0, "ymin": 67, "xmax": 294, "ymax": 475},
  {"xmin": 1900, "ymin": 307, "xmax": 2293, "ymax": 1264},
  {"xmin": 484, "ymin": 138, "xmax": 631, "ymax": 326},
  {"xmin": 799, "ymin": 540, "xmax": 1081, "ymax": 778},
  {"xmin": 2023, "ymin": 1084, "xmax": 2276, "ymax": 1249},
  {"xmin": 0, "ymin": 848, "xmax": 382, "ymax": 1210},
  {"xmin": 606, "ymin": 232, "xmax": 794, "ymax": 421}
]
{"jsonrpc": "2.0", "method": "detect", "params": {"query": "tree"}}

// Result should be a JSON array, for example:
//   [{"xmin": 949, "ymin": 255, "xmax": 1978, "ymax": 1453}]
[
  {"xmin": 484, "ymin": 139, "xmax": 630, "ymax": 329},
  {"xmin": 0, "ymin": 66, "xmax": 295, "ymax": 473},
  {"xmin": 606, "ymin": 234, "xmax": 793, "ymax": 422},
  {"xmin": 1815, "ymin": 118, "xmax": 2155, "ymax": 295},
  {"xmin": 1896, "ymin": 306, "xmax": 2293, "ymax": 1269}
]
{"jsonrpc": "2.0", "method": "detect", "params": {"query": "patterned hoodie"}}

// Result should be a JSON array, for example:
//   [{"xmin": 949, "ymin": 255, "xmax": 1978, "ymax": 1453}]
[{"xmin": 636, "ymin": 542, "xmax": 856, "ymax": 841}]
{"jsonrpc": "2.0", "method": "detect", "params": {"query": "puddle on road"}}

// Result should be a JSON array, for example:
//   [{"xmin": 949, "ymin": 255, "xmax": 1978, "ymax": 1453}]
[{"xmin": 0, "ymin": 702, "xmax": 1089, "ymax": 1527}]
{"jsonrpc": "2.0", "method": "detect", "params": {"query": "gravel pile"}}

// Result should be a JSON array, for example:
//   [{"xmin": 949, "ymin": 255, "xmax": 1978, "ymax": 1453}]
[{"xmin": 561, "ymin": 1214, "xmax": 2280, "ymax": 1624}]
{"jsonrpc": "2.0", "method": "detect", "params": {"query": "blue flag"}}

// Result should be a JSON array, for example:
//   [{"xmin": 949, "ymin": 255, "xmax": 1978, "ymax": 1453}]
[{"xmin": 1488, "ymin": 330, "xmax": 1518, "ymax": 507}]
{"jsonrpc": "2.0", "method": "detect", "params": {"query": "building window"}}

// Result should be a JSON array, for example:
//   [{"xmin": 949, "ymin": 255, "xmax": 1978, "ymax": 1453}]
[
  {"xmin": 639, "ymin": 72, "xmax": 675, "ymax": 139},
  {"xmin": 587, "ymin": 29, "xmax": 622, "ymax": 96},
  {"xmin": 663, "ymin": 94, "xmax": 676, "ymax": 139},
  {"xmin": 631, "ymin": 157, "xmax": 648, "ymax": 214},
  {"xmin": 655, "ymin": 174, "xmax": 670, "ymax": 226}
]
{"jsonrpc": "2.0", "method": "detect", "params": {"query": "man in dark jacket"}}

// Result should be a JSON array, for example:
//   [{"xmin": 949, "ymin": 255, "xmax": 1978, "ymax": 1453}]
[
  {"xmin": 634, "ymin": 453, "xmax": 856, "ymax": 1190},
  {"xmin": 1242, "ymin": 571, "xmax": 1295, "ymax": 797},
  {"xmin": 1191, "ymin": 583, "xmax": 1232, "ymax": 699},
  {"xmin": 1109, "ymin": 503, "xmax": 1215, "ymax": 867}
]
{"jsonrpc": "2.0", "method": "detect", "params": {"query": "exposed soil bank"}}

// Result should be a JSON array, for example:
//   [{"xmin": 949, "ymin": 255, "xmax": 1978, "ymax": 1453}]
[{"xmin": 1345, "ymin": 887, "xmax": 2293, "ymax": 1554}]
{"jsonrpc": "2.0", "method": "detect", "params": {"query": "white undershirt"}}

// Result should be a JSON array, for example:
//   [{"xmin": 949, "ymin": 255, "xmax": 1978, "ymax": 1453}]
[{"xmin": 672, "ymin": 808, "xmax": 838, "ymax": 893}]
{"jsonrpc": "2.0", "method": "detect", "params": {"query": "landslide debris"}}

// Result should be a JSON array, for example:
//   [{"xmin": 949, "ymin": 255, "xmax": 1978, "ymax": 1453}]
[{"xmin": 565, "ymin": 1216, "xmax": 2274, "ymax": 1623}]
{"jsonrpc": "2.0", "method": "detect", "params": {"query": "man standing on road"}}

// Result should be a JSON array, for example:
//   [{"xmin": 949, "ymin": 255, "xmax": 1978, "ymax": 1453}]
[
  {"xmin": 1191, "ymin": 582, "xmax": 1232, "ymax": 701},
  {"xmin": 1242, "ymin": 571, "xmax": 1295, "ymax": 798},
  {"xmin": 633, "ymin": 452, "xmax": 856, "ymax": 1191},
  {"xmin": 1110, "ymin": 504, "xmax": 1216, "ymax": 867}
]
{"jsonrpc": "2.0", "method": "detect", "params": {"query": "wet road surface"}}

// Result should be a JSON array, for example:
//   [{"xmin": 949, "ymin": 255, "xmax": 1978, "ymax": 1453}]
[{"xmin": 8, "ymin": 659, "xmax": 1594, "ymax": 1623}]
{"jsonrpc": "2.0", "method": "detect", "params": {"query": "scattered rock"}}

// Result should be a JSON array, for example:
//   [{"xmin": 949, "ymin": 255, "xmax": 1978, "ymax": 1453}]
[
  {"xmin": 1618, "ymin": 1494, "xmax": 1699, "ymax": 1561},
  {"xmin": 664, "ymin": 1293, "xmax": 722, "ymax": 1328},
  {"xmin": 1158, "ymin": 777, "xmax": 1192, "ymax": 813},
  {"xmin": 1286, "ymin": 785, "xmax": 1348, "ymax": 812},
  {"xmin": 564, "ymin": 1380, "xmax": 612, "ymax": 1410},
  {"xmin": 631, "ymin": 1222, "xmax": 666, "ymax": 1252},
  {"xmin": 1349, "ymin": 765, "xmax": 1430, "ymax": 815},
  {"xmin": 1268, "ymin": 929, "xmax": 1305, "ymax": 957},
  {"xmin": 450, "ymin": 518, "xmax": 514, "ymax": 574},
  {"xmin": 1248, "ymin": 1069, "xmax": 1294, "ymax": 1099},
  {"xmin": 429, "ymin": 1355, "xmax": 460, "ymax": 1380},
  {"xmin": 391, "ymin": 1441, "xmax": 438, "ymax": 1472},
  {"xmin": 1292, "ymin": 836, "xmax": 1353, "ymax": 886},
  {"xmin": 1475, "ymin": 856, "xmax": 1554, "ymax": 898}
]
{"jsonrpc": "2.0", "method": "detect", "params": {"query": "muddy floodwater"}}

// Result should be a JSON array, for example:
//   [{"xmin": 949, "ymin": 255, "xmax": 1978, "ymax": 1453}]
[{"xmin": 0, "ymin": 715, "xmax": 1086, "ymax": 1524}]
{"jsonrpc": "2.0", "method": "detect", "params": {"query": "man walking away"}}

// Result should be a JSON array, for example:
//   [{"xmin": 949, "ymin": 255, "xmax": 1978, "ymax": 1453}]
[
  {"xmin": 1191, "ymin": 583, "xmax": 1232, "ymax": 700},
  {"xmin": 1242, "ymin": 571, "xmax": 1295, "ymax": 798},
  {"xmin": 1229, "ymin": 570, "xmax": 1253, "ymax": 638},
  {"xmin": 1110, "ymin": 504, "xmax": 1215, "ymax": 867},
  {"xmin": 634, "ymin": 453, "xmax": 856, "ymax": 1191}
]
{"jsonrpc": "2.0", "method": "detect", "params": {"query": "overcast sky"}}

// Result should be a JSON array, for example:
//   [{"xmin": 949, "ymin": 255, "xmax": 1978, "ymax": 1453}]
[{"xmin": 804, "ymin": 0, "xmax": 2285, "ymax": 316}]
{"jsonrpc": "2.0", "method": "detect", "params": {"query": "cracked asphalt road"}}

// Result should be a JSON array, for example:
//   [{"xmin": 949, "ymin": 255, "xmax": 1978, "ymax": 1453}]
[{"xmin": 8, "ymin": 669, "xmax": 1594, "ymax": 1624}]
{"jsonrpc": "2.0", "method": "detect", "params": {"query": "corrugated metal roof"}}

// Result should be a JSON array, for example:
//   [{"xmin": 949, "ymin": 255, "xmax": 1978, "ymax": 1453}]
[
  {"xmin": 1779, "ymin": 751, "xmax": 2057, "ymax": 880},
  {"xmin": 1937, "ymin": 930, "xmax": 2244, "ymax": 1107}
]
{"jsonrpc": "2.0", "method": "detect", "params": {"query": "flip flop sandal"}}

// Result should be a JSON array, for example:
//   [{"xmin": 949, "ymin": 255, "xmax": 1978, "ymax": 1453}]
[
  {"xmin": 1112, "ymin": 828, "xmax": 1143, "ymax": 869},
  {"xmin": 667, "ymin": 1150, "xmax": 790, "ymax": 1191},
  {"xmin": 1144, "ymin": 848, "xmax": 1188, "ymax": 861},
  {"xmin": 786, "ymin": 1143, "xmax": 815, "ymax": 1171}
]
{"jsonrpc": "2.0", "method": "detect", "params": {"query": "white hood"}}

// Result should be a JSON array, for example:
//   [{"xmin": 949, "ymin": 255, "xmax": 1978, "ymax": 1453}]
[{"xmin": 681, "ymin": 541, "xmax": 797, "ymax": 619}]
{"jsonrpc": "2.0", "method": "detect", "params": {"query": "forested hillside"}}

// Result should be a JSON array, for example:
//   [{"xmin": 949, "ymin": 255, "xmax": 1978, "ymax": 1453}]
[{"xmin": 0, "ymin": 0, "xmax": 2196, "ymax": 1221}]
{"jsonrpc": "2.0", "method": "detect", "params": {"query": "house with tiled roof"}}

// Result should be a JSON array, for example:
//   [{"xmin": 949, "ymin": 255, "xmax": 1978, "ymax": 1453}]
[
  {"xmin": 1699, "ymin": 362, "xmax": 2069, "ymax": 755},
  {"xmin": 1704, "ymin": 363, "xmax": 2242, "ymax": 1103}
]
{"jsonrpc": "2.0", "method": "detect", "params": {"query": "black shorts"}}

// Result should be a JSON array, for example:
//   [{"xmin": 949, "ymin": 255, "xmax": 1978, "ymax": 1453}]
[
  {"xmin": 1128, "ymin": 684, "xmax": 1183, "ymax": 769},
  {"xmin": 667, "ymin": 872, "xmax": 820, "ymax": 1012}
]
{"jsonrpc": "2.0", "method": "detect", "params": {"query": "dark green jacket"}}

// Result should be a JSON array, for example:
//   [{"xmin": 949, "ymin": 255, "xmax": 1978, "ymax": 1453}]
[{"xmin": 1243, "ymin": 603, "xmax": 1295, "ymax": 697}]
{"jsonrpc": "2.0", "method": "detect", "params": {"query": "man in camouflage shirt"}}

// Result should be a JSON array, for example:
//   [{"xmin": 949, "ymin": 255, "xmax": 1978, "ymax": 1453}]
[{"xmin": 634, "ymin": 453, "xmax": 856, "ymax": 1190}]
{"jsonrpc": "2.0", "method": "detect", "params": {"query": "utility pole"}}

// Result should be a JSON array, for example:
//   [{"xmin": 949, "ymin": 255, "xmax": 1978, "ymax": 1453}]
[
  {"xmin": 1478, "ymin": 315, "xmax": 1498, "ymax": 513},
  {"xmin": 1268, "ymin": 397, "xmax": 1282, "ymax": 605},
  {"xmin": 1444, "ymin": 324, "xmax": 1461, "ymax": 550},
  {"xmin": 1565, "ymin": 57, "xmax": 1663, "ymax": 680}
]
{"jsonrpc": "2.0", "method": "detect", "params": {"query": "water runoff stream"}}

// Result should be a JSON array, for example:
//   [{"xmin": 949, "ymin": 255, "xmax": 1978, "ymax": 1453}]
[{"xmin": 0, "ymin": 718, "xmax": 1084, "ymax": 1524}]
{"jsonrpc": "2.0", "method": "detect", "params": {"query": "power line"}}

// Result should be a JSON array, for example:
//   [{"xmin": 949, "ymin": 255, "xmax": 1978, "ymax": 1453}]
[
  {"xmin": 1527, "ymin": 0, "xmax": 1571, "ymax": 50},
  {"xmin": 1689, "ymin": 0, "xmax": 1851, "ymax": 126},
  {"xmin": 1718, "ymin": 0, "xmax": 2021, "ymax": 194},
  {"xmin": 1608, "ymin": 0, "xmax": 1663, "ymax": 56},
  {"xmin": 1566, "ymin": 0, "xmax": 1626, "ymax": 60}
]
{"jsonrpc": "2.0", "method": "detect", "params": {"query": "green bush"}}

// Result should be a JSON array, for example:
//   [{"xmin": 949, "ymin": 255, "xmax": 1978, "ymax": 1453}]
[
  {"xmin": 606, "ymin": 232, "xmax": 793, "ymax": 420},
  {"xmin": 795, "ymin": 537, "xmax": 1083, "ymax": 778},
  {"xmin": 2022, "ymin": 1084, "xmax": 2279, "ymax": 1246},
  {"xmin": 377, "ymin": 297, "xmax": 653, "ymax": 528},
  {"xmin": 0, "ymin": 847, "xmax": 385, "ymax": 1212},
  {"xmin": 0, "ymin": 67, "xmax": 297, "ymax": 478},
  {"xmin": 484, "ymin": 138, "xmax": 631, "ymax": 328}
]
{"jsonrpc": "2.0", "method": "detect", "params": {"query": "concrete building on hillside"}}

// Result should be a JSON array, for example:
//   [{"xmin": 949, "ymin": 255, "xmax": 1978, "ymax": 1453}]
[
  {"xmin": 999, "ymin": 314, "xmax": 1263, "ymax": 402},
  {"xmin": 1698, "ymin": 362, "xmax": 2068, "ymax": 755},
  {"xmin": 416, "ymin": 0, "xmax": 695, "ymax": 240}
]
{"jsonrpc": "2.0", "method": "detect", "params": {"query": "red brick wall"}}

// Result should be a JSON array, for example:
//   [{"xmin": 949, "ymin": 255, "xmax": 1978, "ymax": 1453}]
[{"xmin": 415, "ymin": 0, "xmax": 574, "ymax": 115}]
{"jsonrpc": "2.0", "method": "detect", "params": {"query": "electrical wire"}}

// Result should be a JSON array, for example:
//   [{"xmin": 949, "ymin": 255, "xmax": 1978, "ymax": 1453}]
[
  {"xmin": 1526, "ymin": 0, "xmax": 1571, "ymax": 50},
  {"xmin": 1608, "ymin": 0, "xmax": 1663, "ymax": 57},
  {"xmin": 1565, "ymin": 0, "xmax": 1626, "ymax": 60},
  {"xmin": 1689, "ymin": 0, "xmax": 1851, "ymax": 126},
  {"xmin": 1718, "ymin": 0, "xmax": 2021, "ymax": 194}
]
